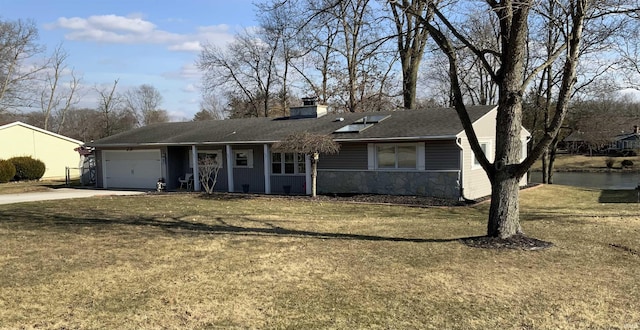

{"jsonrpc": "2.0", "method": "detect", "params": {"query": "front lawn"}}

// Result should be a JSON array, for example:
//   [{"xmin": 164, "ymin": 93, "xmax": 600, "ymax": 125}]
[
  {"xmin": 0, "ymin": 180, "xmax": 70, "ymax": 195},
  {"xmin": 0, "ymin": 185, "xmax": 638, "ymax": 329}
]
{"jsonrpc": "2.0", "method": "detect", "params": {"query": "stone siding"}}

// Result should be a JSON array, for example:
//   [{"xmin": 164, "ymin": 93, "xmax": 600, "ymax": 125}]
[{"xmin": 317, "ymin": 170, "xmax": 460, "ymax": 199}]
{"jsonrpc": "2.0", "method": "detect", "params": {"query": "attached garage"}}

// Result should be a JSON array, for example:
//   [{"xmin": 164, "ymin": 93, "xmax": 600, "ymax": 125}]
[{"xmin": 102, "ymin": 150, "xmax": 162, "ymax": 189}]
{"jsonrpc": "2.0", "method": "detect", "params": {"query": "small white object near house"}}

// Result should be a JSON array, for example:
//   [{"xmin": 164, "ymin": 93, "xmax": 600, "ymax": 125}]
[{"xmin": 178, "ymin": 173, "xmax": 193, "ymax": 190}]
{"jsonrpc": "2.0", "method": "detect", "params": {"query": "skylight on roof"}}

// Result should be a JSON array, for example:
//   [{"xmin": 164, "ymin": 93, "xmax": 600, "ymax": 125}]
[
  {"xmin": 333, "ymin": 123, "xmax": 374, "ymax": 133},
  {"xmin": 333, "ymin": 114, "xmax": 390, "ymax": 134}
]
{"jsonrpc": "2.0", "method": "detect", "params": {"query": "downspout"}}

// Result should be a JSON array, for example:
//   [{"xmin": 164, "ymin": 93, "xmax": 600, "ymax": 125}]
[
  {"xmin": 226, "ymin": 145, "xmax": 234, "ymax": 192},
  {"xmin": 305, "ymin": 154, "xmax": 312, "ymax": 195},
  {"xmin": 263, "ymin": 144, "xmax": 271, "ymax": 194},
  {"xmin": 455, "ymin": 137, "xmax": 467, "ymax": 201},
  {"xmin": 524, "ymin": 135, "xmax": 532, "ymax": 184},
  {"xmin": 191, "ymin": 145, "xmax": 200, "ymax": 191}
]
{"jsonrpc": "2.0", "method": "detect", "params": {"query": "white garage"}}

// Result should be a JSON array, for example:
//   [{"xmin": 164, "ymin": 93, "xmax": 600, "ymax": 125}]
[{"xmin": 102, "ymin": 150, "xmax": 162, "ymax": 189}]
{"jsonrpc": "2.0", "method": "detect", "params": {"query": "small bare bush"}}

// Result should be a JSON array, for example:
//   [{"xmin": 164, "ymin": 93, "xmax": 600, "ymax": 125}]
[
  {"xmin": 198, "ymin": 156, "xmax": 221, "ymax": 194},
  {"xmin": 605, "ymin": 157, "xmax": 615, "ymax": 168}
]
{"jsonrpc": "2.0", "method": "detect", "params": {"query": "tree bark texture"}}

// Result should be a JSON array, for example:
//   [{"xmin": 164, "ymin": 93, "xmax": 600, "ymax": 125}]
[
  {"xmin": 487, "ymin": 99, "xmax": 526, "ymax": 238},
  {"xmin": 488, "ymin": 173, "xmax": 522, "ymax": 238}
]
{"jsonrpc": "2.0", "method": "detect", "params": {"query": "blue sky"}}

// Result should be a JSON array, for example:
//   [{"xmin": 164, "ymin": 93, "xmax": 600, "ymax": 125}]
[{"xmin": 1, "ymin": 0, "xmax": 258, "ymax": 120}]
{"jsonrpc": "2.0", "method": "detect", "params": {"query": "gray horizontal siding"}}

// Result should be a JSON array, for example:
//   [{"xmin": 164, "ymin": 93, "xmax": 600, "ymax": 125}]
[
  {"xmin": 210, "ymin": 165, "xmax": 228, "ymax": 192},
  {"xmin": 232, "ymin": 145, "xmax": 265, "ymax": 193},
  {"xmin": 271, "ymin": 176, "xmax": 306, "ymax": 194},
  {"xmin": 425, "ymin": 140, "xmax": 460, "ymax": 171},
  {"xmin": 318, "ymin": 142, "xmax": 367, "ymax": 170}
]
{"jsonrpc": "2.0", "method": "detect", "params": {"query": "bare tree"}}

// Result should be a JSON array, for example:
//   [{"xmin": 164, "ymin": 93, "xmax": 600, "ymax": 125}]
[
  {"xmin": 122, "ymin": 84, "xmax": 165, "ymax": 126},
  {"xmin": 257, "ymin": 0, "xmax": 306, "ymax": 116},
  {"xmin": 194, "ymin": 92, "xmax": 225, "ymax": 121},
  {"xmin": 393, "ymin": 0, "xmax": 597, "ymax": 240},
  {"xmin": 570, "ymin": 97, "xmax": 637, "ymax": 155},
  {"xmin": 56, "ymin": 108, "xmax": 104, "ymax": 142},
  {"xmin": 95, "ymin": 79, "xmax": 122, "ymax": 137},
  {"xmin": 198, "ymin": 156, "xmax": 222, "ymax": 194},
  {"xmin": 38, "ymin": 44, "xmax": 82, "ymax": 132},
  {"xmin": 301, "ymin": 16, "xmax": 341, "ymax": 105},
  {"xmin": 0, "ymin": 19, "xmax": 46, "ymax": 113},
  {"xmin": 199, "ymin": 29, "xmax": 282, "ymax": 118},
  {"xmin": 272, "ymin": 132, "xmax": 340, "ymax": 197},
  {"xmin": 389, "ymin": 0, "xmax": 434, "ymax": 109},
  {"xmin": 523, "ymin": 0, "xmax": 630, "ymax": 184},
  {"xmin": 328, "ymin": 0, "xmax": 396, "ymax": 112},
  {"xmin": 143, "ymin": 108, "xmax": 169, "ymax": 125}
]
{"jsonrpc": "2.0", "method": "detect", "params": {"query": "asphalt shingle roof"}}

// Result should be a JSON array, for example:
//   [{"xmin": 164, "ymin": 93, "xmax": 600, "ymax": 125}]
[{"xmin": 89, "ymin": 105, "xmax": 496, "ymax": 147}]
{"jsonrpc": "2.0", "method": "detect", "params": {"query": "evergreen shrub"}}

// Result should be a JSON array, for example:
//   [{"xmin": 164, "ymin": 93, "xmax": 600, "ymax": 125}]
[
  {"xmin": 0, "ymin": 159, "xmax": 16, "ymax": 183},
  {"xmin": 9, "ymin": 156, "xmax": 46, "ymax": 181}
]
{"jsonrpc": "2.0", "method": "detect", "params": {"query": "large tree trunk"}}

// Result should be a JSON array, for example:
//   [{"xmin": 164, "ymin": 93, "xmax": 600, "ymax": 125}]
[
  {"xmin": 545, "ymin": 136, "xmax": 559, "ymax": 184},
  {"xmin": 541, "ymin": 150, "xmax": 549, "ymax": 184},
  {"xmin": 487, "ymin": 173, "xmax": 523, "ymax": 238},
  {"xmin": 402, "ymin": 65, "xmax": 418, "ymax": 109},
  {"xmin": 484, "ymin": 100, "xmax": 526, "ymax": 238}
]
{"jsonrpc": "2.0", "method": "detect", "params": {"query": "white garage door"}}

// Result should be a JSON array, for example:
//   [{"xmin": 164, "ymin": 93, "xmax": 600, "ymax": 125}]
[{"xmin": 104, "ymin": 150, "xmax": 162, "ymax": 189}]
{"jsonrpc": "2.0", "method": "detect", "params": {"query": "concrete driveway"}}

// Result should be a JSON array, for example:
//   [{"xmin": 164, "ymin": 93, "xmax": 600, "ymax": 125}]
[{"xmin": 0, "ymin": 188, "xmax": 147, "ymax": 205}]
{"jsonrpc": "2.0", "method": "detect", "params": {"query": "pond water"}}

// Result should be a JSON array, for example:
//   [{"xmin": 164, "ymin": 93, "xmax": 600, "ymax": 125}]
[{"xmin": 529, "ymin": 171, "xmax": 640, "ymax": 190}]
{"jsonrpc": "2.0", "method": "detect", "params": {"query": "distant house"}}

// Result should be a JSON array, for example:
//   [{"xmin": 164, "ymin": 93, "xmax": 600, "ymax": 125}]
[
  {"xmin": 610, "ymin": 125, "xmax": 640, "ymax": 152},
  {"xmin": 563, "ymin": 125, "xmax": 640, "ymax": 155},
  {"xmin": 87, "ymin": 103, "xmax": 530, "ymax": 200},
  {"xmin": 0, "ymin": 121, "xmax": 84, "ymax": 180}
]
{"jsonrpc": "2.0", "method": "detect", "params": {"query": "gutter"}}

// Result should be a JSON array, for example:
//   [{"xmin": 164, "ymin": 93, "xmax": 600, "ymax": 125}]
[
  {"xmin": 333, "ymin": 135, "xmax": 458, "ymax": 143},
  {"xmin": 455, "ymin": 137, "xmax": 468, "ymax": 202},
  {"xmin": 87, "ymin": 135, "xmax": 460, "ymax": 148}
]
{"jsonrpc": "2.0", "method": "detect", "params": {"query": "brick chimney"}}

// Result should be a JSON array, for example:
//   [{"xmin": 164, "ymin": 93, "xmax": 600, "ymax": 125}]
[
  {"xmin": 289, "ymin": 97, "xmax": 327, "ymax": 119},
  {"xmin": 634, "ymin": 125, "xmax": 639, "ymax": 134}
]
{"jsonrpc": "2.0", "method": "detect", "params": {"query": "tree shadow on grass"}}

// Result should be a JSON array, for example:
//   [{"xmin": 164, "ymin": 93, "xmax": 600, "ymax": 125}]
[
  {"xmin": 598, "ymin": 190, "xmax": 640, "ymax": 203},
  {"xmin": 196, "ymin": 192, "xmax": 259, "ymax": 201},
  {"xmin": 0, "ymin": 208, "xmax": 463, "ymax": 244}
]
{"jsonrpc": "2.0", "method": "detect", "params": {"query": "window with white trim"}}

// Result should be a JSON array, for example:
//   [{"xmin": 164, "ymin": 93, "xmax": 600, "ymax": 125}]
[
  {"xmin": 234, "ymin": 149, "xmax": 253, "ymax": 168},
  {"xmin": 272, "ymin": 152, "xmax": 306, "ymax": 174},
  {"xmin": 375, "ymin": 144, "xmax": 417, "ymax": 169},
  {"xmin": 472, "ymin": 141, "xmax": 490, "ymax": 169},
  {"xmin": 189, "ymin": 150, "xmax": 223, "ymax": 168}
]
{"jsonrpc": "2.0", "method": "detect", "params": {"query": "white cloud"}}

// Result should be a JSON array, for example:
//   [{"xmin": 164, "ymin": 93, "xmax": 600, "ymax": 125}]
[
  {"xmin": 616, "ymin": 88, "xmax": 640, "ymax": 101},
  {"xmin": 46, "ymin": 15, "xmax": 237, "ymax": 52},
  {"xmin": 46, "ymin": 15, "xmax": 181, "ymax": 44},
  {"xmin": 182, "ymin": 83, "xmax": 199, "ymax": 93},
  {"xmin": 162, "ymin": 63, "xmax": 202, "ymax": 80},
  {"xmin": 87, "ymin": 14, "xmax": 156, "ymax": 34},
  {"xmin": 169, "ymin": 41, "xmax": 202, "ymax": 52}
]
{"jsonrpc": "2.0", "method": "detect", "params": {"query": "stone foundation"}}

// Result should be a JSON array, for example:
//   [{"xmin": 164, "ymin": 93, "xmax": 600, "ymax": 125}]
[{"xmin": 317, "ymin": 170, "xmax": 460, "ymax": 199}]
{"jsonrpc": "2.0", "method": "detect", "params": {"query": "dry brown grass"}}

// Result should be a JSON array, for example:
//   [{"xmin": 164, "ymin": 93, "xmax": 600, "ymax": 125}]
[
  {"xmin": 0, "ymin": 186, "xmax": 639, "ymax": 329},
  {"xmin": 0, "ymin": 180, "xmax": 69, "ymax": 195}
]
